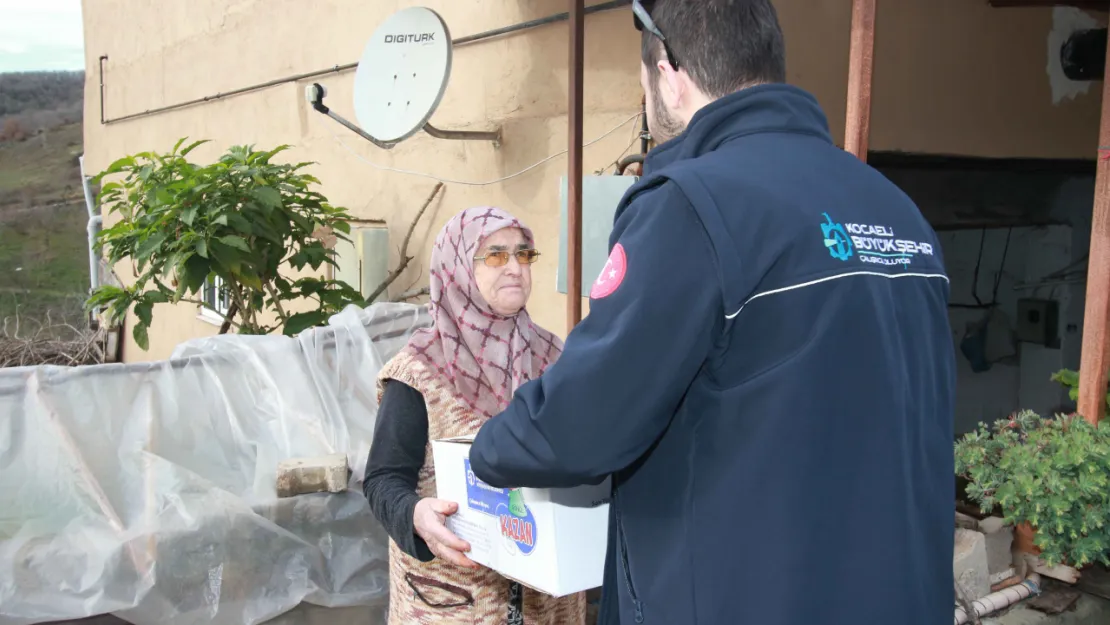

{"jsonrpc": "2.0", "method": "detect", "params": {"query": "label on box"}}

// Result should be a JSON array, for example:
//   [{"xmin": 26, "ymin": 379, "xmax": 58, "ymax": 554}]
[{"xmin": 462, "ymin": 459, "xmax": 538, "ymax": 556}]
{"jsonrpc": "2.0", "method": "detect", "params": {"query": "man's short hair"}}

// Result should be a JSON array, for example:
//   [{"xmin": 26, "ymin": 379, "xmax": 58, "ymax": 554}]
[{"xmin": 640, "ymin": 0, "xmax": 787, "ymax": 98}]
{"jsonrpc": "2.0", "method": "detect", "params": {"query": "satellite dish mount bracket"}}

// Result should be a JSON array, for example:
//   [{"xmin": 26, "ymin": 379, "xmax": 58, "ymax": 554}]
[{"xmin": 308, "ymin": 83, "xmax": 500, "ymax": 148}]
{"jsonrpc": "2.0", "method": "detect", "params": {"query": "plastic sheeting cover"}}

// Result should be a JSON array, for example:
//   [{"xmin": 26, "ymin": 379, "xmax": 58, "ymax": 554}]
[{"xmin": 0, "ymin": 303, "xmax": 432, "ymax": 625}]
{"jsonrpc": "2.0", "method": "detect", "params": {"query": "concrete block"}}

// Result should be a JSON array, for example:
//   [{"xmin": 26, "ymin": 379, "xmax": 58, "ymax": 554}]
[
  {"xmin": 276, "ymin": 453, "xmax": 350, "ymax": 498},
  {"xmin": 978, "ymin": 516, "xmax": 1016, "ymax": 577},
  {"xmin": 957, "ymin": 511, "xmax": 981, "ymax": 530},
  {"xmin": 955, "ymin": 528, "xmax": 992, "ymax": 601}
]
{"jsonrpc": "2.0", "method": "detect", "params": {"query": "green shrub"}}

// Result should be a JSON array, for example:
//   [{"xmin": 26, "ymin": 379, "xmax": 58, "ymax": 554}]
[{"xmin": 955, "ymin": 409, "xmax": 1110, "ymax": 568}]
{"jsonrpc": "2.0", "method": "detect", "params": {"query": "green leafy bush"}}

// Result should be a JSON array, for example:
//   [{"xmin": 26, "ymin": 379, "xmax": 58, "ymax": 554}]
[
  {"xmin": 87, "ymin": 139, "xmax": 363, "ymax": 349},
  {"xmin": 1051, "ymin": 368, "xmax": 1110, "ymax": 412},
  {"xmin": 955, "ymin": 409, "xmax": 1110, "ymax": 568}
]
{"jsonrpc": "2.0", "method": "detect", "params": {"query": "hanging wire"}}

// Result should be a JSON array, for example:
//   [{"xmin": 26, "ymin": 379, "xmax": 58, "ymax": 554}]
[{"xmin": 971, "ymin": 229, "xmax": 987, "ymax": 307}]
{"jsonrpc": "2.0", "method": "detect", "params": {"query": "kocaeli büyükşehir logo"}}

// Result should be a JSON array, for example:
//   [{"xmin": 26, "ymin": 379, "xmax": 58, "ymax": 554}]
[{"xmin": 821, "ymin": 212, "xmax": 853, "ymax": 262}]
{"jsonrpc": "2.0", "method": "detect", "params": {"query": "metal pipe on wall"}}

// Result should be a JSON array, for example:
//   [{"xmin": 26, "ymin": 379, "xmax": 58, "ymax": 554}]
[
  {"xmin": 98, "ymin": 1, "xmax": 631, "ymax": 126},
  {"xmin": 79, "ymin": 155, "xmax": 102, "ymax": 320},
  {"xmin": 844, "ymin": 0, "xmax": 876, "ymax": 162},
  {"xmin": 1077, "ymin": 30, "xmax": 1110, "ymax": 425},
  {"xmin": 567, "ymin": 0, "xmax": 586, "ymax": 331}
]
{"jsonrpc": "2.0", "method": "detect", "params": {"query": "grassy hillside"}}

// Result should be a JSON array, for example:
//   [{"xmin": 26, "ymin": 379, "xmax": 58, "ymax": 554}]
[
  {"xmin": 0, "ymin": 122, "xmax": 83, "ymax": 206},
  {"xmin": 0, "ymin": 201, "xmax": 90, "ymax": 330},
  {"xmin": 0, "ymin": 71, "xmax": 90, "ymax": 331}
]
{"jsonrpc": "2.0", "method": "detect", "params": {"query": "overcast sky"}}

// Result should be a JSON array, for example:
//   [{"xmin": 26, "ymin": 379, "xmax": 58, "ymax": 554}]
[{"xmin": 0, "ymin": 0, "xmax": 84, "ymax": 73}]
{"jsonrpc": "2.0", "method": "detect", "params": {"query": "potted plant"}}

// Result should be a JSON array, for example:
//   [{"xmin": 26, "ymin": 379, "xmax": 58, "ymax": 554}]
[{"xmin": 955, "ymin": 408, "xmax": 1110, "ymax": 571}]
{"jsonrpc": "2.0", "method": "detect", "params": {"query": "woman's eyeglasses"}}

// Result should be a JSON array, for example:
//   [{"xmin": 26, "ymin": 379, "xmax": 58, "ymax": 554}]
[
  {"xmin": 632, "ymin": 0, "xmax": 680, "ymax": 70},
  {"xmin": 474, "ymin": 249, "xmax": 542, "ymax": 267}
]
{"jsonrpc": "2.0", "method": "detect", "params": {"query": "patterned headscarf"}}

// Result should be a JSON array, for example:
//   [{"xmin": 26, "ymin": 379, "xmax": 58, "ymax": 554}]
[{"xmin": 400, "ymin": 206, "xmax": 563, "ymax": 418}]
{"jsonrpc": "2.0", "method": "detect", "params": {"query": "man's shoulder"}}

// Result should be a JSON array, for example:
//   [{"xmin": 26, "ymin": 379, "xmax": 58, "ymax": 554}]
[{"xmin": 613, "ymin": 175, "xmax": 694, "ymax": 228}]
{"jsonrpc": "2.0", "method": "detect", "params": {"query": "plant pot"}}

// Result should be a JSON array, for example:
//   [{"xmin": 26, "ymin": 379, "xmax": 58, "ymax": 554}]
[
  {"xmin": 1014, "ymin": 522, "xmax": 1041, "ymax": 555},
  {"xmin": 1013, "ymin": 522, "xmax": 1084, "ymax": 584}
]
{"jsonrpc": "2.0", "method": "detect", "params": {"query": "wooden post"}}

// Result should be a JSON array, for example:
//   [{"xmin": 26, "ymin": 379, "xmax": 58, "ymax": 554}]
[
  {"xmin": 567, "ymin": 0, "xmax": 585, "ymax": 331},
  {"xmin": 844, "ymin": 0, "xmax": 877, "ymax": 162},
  {"xmin": 1077, "ymin": 33, "xmax": 1110, "ymax": 426}
]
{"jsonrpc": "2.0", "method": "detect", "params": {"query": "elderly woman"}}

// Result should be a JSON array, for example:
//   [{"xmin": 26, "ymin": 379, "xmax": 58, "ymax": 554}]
[{"xmin": 363, "ymin": 207, "xmax": 586, "ymax": 625}]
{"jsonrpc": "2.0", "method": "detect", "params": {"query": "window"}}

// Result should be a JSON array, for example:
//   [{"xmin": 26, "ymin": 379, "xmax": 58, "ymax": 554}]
[{"xmin": 198, "ymin": 276, "xmax": 231, "ymax": 325}]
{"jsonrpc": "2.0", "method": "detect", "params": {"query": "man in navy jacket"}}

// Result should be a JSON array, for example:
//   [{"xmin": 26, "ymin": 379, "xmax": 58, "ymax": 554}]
[{"xmin": 470, "ymin": 1, "xmax": 956, "ymax": 623}]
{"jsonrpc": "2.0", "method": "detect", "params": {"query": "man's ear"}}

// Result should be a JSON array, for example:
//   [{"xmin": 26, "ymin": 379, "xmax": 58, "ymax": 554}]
[{"xmin": 657, "ymin": 61, "xmax": 684, "ymax": 109}]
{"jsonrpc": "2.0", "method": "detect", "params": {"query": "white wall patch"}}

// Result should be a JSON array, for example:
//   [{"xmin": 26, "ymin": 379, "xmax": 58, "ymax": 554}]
[{"xmin": 1047, "ymin": 7, "xmax": 1102, "ymax": 105}]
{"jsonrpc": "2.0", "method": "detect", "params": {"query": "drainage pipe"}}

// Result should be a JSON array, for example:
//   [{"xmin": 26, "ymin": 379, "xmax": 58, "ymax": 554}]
[
  {"xmin": 79, "ymin": 155, "xmax": 103, "ymax": 320},
  {"xmin": 639, "ymin": 94, "xmax": 649, "ymax": 154},
  {"xmin": 953, "ymin": 573, "xmax": 1041, "ymax": 625}
]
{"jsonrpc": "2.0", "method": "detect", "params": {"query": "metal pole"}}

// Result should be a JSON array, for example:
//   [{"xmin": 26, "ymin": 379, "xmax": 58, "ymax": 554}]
[
  {"xmin": 1077, "ymin": 33, "xmax": 1110, "ymax": 425},
  {"xmin": 844, "ymin": 0, "xmax": 876, "ymax": 162},
  {"xmin": 567, "ymin": 0, "xmax": 585, "ymax": 331}
]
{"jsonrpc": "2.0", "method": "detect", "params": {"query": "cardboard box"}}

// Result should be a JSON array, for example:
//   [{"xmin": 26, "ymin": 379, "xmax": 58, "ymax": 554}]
[{"xmin": 431, "ymin": 436, "xmax": 610, "ymax": 597}]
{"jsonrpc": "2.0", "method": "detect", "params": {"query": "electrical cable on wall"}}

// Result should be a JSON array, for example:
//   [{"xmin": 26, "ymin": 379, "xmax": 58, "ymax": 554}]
[
  {"xmin": 954, "ymin": 227, "xmax": 1013, "ymax": 309},
  {"xmin": 958, "ymin": 227, "xmax": 1015, "ymax": 373},
  {"xmin": 988, "ymin": 227, "xmax": 1012, "ymax": 305},
  {"xmin": 1012, "ymin": 253, "xmax": 1090, "ymax": 291},
  {"xmin": 327, "ymin": 111, "xmax": 644, "ymax": 187},
  {"xmin": 971, "ymin": 229, "xmax": 987, "ymax": 307}
]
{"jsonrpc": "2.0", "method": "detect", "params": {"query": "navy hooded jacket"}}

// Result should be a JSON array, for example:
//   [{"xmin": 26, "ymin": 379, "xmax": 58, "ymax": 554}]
[{"xmin": 470, "ymin": 84, "xmax": 956, "ymax": 625}]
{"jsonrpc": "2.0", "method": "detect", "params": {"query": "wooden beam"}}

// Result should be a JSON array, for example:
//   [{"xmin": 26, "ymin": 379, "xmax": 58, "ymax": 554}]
[
  {"xmin": 845, "ymin": 0, "xmax": 877, "ymax": 162},
  {"xmin": 1077, "ymin": 30, "xmax": 1110, "ymax": 425},
  {"xmin": 567, "ymin": 0, "xmax": 585, "ymax": 331}
]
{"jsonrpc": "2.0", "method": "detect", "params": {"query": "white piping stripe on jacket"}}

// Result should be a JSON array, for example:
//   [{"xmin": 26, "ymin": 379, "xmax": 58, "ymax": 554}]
[{"xmin": 725, "ymin": 271, "xmax": 951, "ymax": 320}]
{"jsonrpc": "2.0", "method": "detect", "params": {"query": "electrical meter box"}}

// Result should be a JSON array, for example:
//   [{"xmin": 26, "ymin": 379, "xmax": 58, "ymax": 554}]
[
  {"xmin": 557, "ymin": 175, "xmax": 639, "ymax": 297},
  {"xmin": 334, "ymin": 225, "xmax": 390, "ymax": 302},
  {"xmin": 1015, "ymin": 298, "xmax": 1060, "ymax": 347}
]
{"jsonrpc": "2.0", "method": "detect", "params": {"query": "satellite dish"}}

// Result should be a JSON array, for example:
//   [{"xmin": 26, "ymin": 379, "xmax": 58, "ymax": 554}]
[
  {"xmin": 353, "ymin": 7, "xmax": 452, "ymax": 143},
  {"xmin": 308, "ymin": 7, "xmax": 500, "ymax": 147}
]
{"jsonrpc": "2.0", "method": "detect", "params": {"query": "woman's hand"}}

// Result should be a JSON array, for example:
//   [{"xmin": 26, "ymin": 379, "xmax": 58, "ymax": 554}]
[{"xmin": 413, "ymin": 498, "xmax": 479, "ymax": 569}]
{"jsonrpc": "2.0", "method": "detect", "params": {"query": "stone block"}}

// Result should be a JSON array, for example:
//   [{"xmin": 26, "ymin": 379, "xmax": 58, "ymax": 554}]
[
  {"xmin": 978, "ymin": 516, "xmax": 1015, "ymax": 577},
  {"xmin": 276, "ymin": 453, "xmax": 350, "ymax": 498},
  {"xmin": 957, "ymin": 511, "xmax": 981, "ymax": 530},
  {"xmin": 955, "ymin": 528, "xmax": 991, "ymax": 601}
]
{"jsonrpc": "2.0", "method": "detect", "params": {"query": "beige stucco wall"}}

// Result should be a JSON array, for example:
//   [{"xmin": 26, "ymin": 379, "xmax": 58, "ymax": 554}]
[{"xmin": 82, "ymin": 0, "xmax": 1105, "ymax": 362}]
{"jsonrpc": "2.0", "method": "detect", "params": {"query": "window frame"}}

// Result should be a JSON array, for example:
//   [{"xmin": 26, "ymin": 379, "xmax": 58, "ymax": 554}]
[{"xmin": 197, "ymin": 276, "xmax": 232, "ymax": 326}]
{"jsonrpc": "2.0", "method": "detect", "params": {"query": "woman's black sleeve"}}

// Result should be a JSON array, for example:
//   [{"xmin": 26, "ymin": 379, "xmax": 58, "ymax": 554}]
[{"xmin": 363, "ymin": 379, "xmax": 435, "ymax": 562}]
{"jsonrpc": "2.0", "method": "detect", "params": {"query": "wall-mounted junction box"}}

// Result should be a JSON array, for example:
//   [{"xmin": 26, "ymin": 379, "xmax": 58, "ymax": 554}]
[
  {"xmin": 557, "ymin": 175, "xmax": 640, "ymax": 297},
  {"xmin": 1015, "ymin": 298, "xmax": 1060, "ymax": 348},
  {"xmin": 334, "ymin": 225, "xmax": 390, "ymax": 303}
]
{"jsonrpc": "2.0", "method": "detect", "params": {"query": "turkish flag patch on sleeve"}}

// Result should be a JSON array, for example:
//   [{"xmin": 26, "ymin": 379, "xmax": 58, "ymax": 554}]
[{"xmin": 590, "ymin": 243, "xmax": 627, "ymax": 299}]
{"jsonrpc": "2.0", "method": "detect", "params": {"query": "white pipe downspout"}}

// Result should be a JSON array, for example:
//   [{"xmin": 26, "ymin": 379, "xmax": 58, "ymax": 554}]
[
  {"xmin": 954, "ymin": 573, "xmax": 1042, "ymax": 624},
  {"xmin": 79, "ymin": 155, "xmax": 103, "ymax": 320}
]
